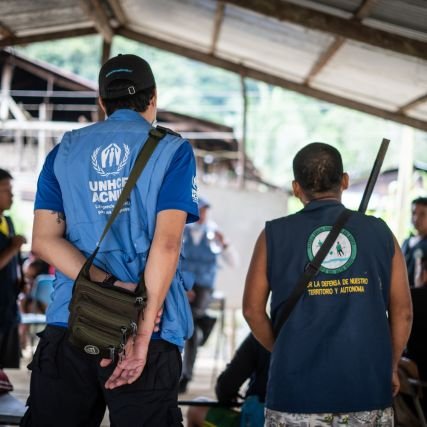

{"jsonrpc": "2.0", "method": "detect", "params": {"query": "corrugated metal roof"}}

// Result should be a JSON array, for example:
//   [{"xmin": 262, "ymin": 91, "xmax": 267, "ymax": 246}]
[{"xmin": 0, "ymin": 0, "xmax": 426, "ymax": 130}]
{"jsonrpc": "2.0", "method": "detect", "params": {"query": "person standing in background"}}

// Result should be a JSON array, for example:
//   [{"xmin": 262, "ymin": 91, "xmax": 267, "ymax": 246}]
[
  {"xmin": 0, "ymin": 169, "xmax": 26, "ymax": 368},
  {"xmin": 179, "ymin": 197, "xmax": 237, "ymax": 393},
  {"xmin": 402, "ymin": 197, "xmax": 427, "ymax": 287}
]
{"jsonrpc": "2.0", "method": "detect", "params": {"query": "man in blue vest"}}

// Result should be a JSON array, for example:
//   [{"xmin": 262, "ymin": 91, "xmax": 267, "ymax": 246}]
[
  {"xmin": 0, "ymin": 169, "xmax": 26, "ymax": 369},
  {"xmin": 402, "ymin": 197, "xmax": 427, "ymax": 287},
  {"xmin": 22, "ymin": 54, "xmax": 199, "ymax": 426},
  {"xmin": 243, "ymin": 143, "xmax": 412, "ymax": 426},
  {"xmin": 179, "ymin": 197, "xmax": 232, "ymax": 393}
]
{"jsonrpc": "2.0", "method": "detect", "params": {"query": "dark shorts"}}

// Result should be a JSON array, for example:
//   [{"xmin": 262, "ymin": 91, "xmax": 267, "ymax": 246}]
[
  {"xmin": 0, "ymin": 324, "xmax": 20, "ymax": 368},
  {"xmin": 20, "ymin": 325, "xmax": 183, "ymax": 427}
]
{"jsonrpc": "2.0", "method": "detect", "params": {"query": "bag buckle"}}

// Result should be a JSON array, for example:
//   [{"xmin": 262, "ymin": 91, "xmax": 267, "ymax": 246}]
[
  {"xmin": 108, "ymin": 346, "xmax": 116, "ymax": 362},
  {"xmin": 118, "ymin": 343, "xmax": 126, "ymax": 363},
  {"xmin": 305, "ymin": 262, "xmax": 320, "ymax": 276},
  {"xmin": 135, "ymin": 296, "xmax": 147, "ymax": 307},
  {"xmin": 130, "ymin": 321, "xmax": 138, "ymax": 336}
]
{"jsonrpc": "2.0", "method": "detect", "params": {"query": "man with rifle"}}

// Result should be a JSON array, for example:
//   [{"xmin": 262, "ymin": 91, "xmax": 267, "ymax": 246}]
[{"xmin": 243, "ymin": 142, "xmax": 412, "ymax": 426}]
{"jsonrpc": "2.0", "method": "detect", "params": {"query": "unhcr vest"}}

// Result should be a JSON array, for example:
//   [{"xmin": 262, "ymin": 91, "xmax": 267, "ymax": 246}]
[
  {"xmin": 47, "ymin": 109, "xmax": 193, "ymax": 348},
  {"xmin": 181, "ymin": 225, "xmax": 218, "ymax": 288},
  {"xmin": 266, "ymin": 200, "xmax": 394, "ymax": 413}
]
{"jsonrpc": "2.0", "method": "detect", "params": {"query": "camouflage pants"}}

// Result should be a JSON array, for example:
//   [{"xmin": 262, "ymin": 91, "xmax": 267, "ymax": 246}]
[{"xmin": 265, "ymin": 407, "xmax": 394, "ymax": 426}]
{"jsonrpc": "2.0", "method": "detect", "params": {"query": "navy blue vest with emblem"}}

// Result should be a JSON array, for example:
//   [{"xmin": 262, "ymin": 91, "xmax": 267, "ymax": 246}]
[
  {"xmin": 0, "ymin": 216, "xmax": 19, "ymax": 330},
  {"xmin": 181, "ymin": 225, "xmax": 218, "ymax": 288},
  {"xmin": 48, "ymin": 109, "xmax": 193, "ymax": 348},
  {"xmin": 266, "ymin": 200, "xmax": 394, "ymax": 413}
]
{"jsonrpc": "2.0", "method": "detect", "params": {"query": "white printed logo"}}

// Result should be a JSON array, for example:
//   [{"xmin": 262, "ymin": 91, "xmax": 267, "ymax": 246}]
[
  {"xmin": 91, "ymin": 143, "xmax": 130, "ymax": 177},
  {"xmin": 84, "ymin": 345, "xmax": 100, "ymax": 355},
  {"xmin": 192, "ymin": 176, "xmax": 198, "ymax": 203}
]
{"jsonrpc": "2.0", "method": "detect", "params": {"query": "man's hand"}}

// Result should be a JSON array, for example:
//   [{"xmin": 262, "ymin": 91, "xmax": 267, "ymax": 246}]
[
  {"xmin": 102, "ymin": 335, "xmax": 149, "ymax": 389},
  {"xmin": 11, "ymin": 235, "xmax": 26, "ymax": 251},
  {"xmin": 99, "ymin": 307, "xmax": 163, "ymax": 368},
  {"xmin": 113, "ymin": 280, "xmax": 138, "ymax": 292}
]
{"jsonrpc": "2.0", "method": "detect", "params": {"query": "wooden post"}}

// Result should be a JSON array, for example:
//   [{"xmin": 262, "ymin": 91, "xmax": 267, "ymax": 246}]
[
  {"xmin": 98, "ymin": 40, "xmax": 112, "ymax": 121},
  {"xmin": 239, "ymin": 73, "xmax": 247, "ymax": 189},
  {"xmin": 394, "ymin": 126, "xmax": 414, "ymax": 241},
  {"xmin": 37, "ymin": 103, "xmax": 47, "ymax": 173},
  {"xmin": 0, "ymin": 62, "xmax": 13, "ymax": 120},
  {"xmin": 15, "ymin": 130, "xmax": 23, "ymax": 172}
]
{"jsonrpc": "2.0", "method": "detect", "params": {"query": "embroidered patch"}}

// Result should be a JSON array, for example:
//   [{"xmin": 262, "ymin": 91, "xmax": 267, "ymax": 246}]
[{"xmin": 307, "ymin": 226, "xmax": 357, "ymax": 274}]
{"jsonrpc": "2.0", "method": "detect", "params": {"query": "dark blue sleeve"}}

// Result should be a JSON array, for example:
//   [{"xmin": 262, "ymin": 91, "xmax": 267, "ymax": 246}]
[
  {"xmin": 156, "ymin": 141, "xmax": 199, "ymax": 224},
  {"xmin": 34, "ymin": 144, "xmax": 64, "ymax": 213}
]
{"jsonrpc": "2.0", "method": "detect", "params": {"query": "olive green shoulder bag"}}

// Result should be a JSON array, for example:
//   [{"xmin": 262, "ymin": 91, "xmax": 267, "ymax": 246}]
[{"xmin": 68, "ymin": 127, "xmax": 167, "ymax": 361}]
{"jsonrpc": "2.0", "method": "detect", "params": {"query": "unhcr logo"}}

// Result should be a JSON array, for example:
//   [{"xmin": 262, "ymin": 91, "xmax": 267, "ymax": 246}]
[
  {"xmin": 91, "ymin": 143, "xmax": 130, "ymax": 177},
  {"xmin": 84, "ymin": 345, "xmax": 100, "ymax": 355}
]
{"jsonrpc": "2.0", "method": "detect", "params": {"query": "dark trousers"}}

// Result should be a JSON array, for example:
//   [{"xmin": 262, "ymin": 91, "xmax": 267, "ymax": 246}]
[
  {"xmin": 182, "ymin": 285, "xmax": 213, "ymax": 381},
  {"xmin": 20, "ymin": 325, "xmax": 183, "ymax": 427},
  {"xmin": 0, "ymin": 324, "xmax": 20, "ymax": 368}
]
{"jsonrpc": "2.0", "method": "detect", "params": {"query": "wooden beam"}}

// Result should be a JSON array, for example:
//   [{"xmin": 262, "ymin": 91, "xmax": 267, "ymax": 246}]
[
  {"xmin": 354, "ymin": 0, "xmax": 380, "ymax": 20},
  {"xmin": 101, "ymin": 40, "xmax": 112, "ymax": 65},
  {"xmin": 1, "ymin": 62, "xmax": 13, "ymax": 120},
  {"xmin": 239, "ymin": 73, "xmax": 248, "ymax": 189},
  {"xmin": 6, "ymin": 56, "xmax": 91, "ymax": 91},
  {"xmin": 0, "ymin": 27, "xmax": 98, "ymax": 48},
  {"xmin": 305, "ymin": 37, "xmax": 344, "ymax": 85},
  {"xmin": 398, "ymin": 94, "xmax": 427, "ymax": 114},
  {"xmin": 304, "ymin": 0, "xmax": 380, "ymax": 85},
  {"xmin": 117, "ymin": 27, "xmax": 427, "ymax": 132},
  {"xmin": 107, "ymin": 0, "xmax": 127, "ymax": 26},
  {"xmin": 79, "ymin": 0, "xmax": 114, "ymax": 43},
  {"xmin": 98, "ymin": 40, "xmax": 112, "ymax": 120},
  {"xmin": 210, "ymin": 2, "xmax": 225, "ymax": 55},
  {"xmin": 0, "ymin": 21, "xmax": 14, "ymax": 38},
  {"xmin": 222, "ymin": 0, "xmax": 427, "ymax": 61}
]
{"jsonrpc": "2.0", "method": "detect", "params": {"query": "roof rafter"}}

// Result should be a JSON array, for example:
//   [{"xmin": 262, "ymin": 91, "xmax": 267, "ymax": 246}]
[
  {"xmin": 0, "ymin": 21, "xmax": 14, "ymax": 38},
  {"xmin": 5, "ymin": 55, "xmax": 92, "ymax": 91},
  {"xmin": 223, "ymin": 0, "xmax": 427, "ymax": 61},
  {"xmin": 107, "ymin": 0, "xmax": 127, "ymax": 26},
  {"xmin": 0, "ymin": 28, "xmax": 98, "ymax": 48},
  {"xmin": 79, "ymin": 0, "xmax": 114, "ymax": 43},
  {"xmin": 355, "ymin": 0, "xmax": 379, "ymax": 20},
  {"xmin": 210, "ymin": 2, "xmax": 225, "ymax": 55},
  {"xmin": 304, "ymin": 0, "xmax": 380, "ymax": 85},
  {"xmin": 398, "ymin": 94, "xmax": 427, "ymax": 114},
  {"xmin": 117, "ymin": 27, "xmax": 427, "ymax": 132}
]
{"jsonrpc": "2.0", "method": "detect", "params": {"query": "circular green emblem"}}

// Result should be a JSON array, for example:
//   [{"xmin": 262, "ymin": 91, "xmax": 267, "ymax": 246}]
[{"xmin": 307, "ymin": 226, "xmax": 357, "ymax": 274}]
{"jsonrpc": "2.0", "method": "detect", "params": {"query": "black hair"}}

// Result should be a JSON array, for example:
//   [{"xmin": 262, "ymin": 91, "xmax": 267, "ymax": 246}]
[
  {"xmin": 0, "ymin": 169, "xmax": 13, "ymax": 181},
  {"xmin": 28, "ymin": 259, "xmax": 50, "ymax": 276},
  {"xmin": 412, "ymin": 197, "xmax": 427, "ymax": 207},
  {"xmin": 293, "ymin": 142, "xmax": 343, "ymax": 198},
  {"xmin": 101, "ymin": 79, "xmax": 156, "ymax": 116}
]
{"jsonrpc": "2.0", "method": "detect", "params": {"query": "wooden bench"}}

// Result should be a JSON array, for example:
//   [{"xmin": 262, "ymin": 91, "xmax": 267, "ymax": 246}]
[{"xmin": 0, "ymin": 393, "xmax": 26, "ymax": 426}]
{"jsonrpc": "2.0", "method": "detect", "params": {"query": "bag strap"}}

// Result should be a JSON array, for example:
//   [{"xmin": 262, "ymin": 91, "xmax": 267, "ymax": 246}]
[
  {"xmin": 273, "ymin": 208, "xmax": 353, "ymax": 338},
  {"xmin": 83, "ymin": 127, "xmax": 167, "ymax": 272}
]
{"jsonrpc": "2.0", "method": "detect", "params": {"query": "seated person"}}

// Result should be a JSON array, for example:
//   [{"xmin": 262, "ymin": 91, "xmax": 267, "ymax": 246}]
[
  {"xmin": 405, "ymin": 255, "xmax": 427, "ymax": 415},
  {"xmin": 187, "ymin": 333, "xmax": 269, "ymax": 427},
  {"xmin": 18, "ymin": 257, "xmax": 53, "ymax": 350}
]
